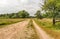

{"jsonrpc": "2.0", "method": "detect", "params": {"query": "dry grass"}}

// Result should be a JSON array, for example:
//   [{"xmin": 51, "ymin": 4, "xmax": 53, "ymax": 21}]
[
  {"xmin": 0, "ymin": 20, "xmax": 29, "ymax": 39},
  {"xmin": 26, "ymin": 20, "xmax": 39, "ymax": 39},
  {"xmin": 34, "ymin": 18, "xmax": 60, "ymax": 39},
  {"xmin": 45, "ymin": 29, "xmax": 60, "ymax": 39},
  {"xmin": 0, "ymin": 18, "xmax": 24, "ymax": 28}
]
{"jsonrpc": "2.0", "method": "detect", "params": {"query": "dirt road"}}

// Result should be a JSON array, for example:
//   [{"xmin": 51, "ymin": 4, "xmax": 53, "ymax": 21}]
[
  {"xmin": 0, "ymin": 20, "xmax": 30, "ymax": 39},
  {"xmin": 0, "ymin": 19, "xmax": 55, "ymax": 39},
  {"xmin": 33, "ymin": 20, "xmax": 54, "ymax": 39}
]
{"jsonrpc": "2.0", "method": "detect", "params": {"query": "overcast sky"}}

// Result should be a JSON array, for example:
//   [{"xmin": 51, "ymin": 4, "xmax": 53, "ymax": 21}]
[{"xmin": 0, "ymin": 0, "xmax": 44, "ymax": 16}]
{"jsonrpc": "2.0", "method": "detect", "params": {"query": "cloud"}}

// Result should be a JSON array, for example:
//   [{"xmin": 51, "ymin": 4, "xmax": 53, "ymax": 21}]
[{"xmin": 0, "ymin": 0, "xmax": 43, "ymax": 16}]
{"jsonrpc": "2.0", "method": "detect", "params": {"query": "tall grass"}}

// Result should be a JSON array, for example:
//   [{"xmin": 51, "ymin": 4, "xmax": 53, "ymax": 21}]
[
  {"xmin": 34, "ymin": 18, "xmax": 60, "ymax": 39},
  {"xmin": 0, "ymin": 18, "xmax": 24, "ymax": 28},
  {"xmin": 34, "ymin": 18, "xmax": 60, "ymax": 30}
]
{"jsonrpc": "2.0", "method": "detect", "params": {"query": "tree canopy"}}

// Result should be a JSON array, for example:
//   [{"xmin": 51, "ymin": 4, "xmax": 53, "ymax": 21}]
[
  {"xmin": 42, "ymin": 0, "xmax": 60, "ymax": 25},
  {"xmin": 0, "ymin": 10, "xmax": 29, "ymax": 18},
  {"xmin": 18, "ymin": 10, "xmax": 29, "ymax": 18},
  {"xmin": 35, "ymin": 10, "xmax": 43, "ymax": 19}
]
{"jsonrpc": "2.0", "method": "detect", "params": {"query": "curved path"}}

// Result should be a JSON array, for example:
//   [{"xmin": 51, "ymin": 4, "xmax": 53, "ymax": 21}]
[
  {"xmin": 0, "ymin": 20, "xmax": 30, "ymax": 39},
  {"xmin": 33, "ymin": 20, "xmax": 54, "ymax": 39}
]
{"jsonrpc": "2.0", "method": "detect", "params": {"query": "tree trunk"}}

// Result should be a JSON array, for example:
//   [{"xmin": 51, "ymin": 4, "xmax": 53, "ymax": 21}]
[{"xmin": 53, "ymin": 18, "xmax": 55, "ymax": 25}]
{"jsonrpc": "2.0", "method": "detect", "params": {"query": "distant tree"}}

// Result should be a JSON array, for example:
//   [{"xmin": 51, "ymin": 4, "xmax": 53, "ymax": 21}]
[
  {"xmin": 0, "ymin": 10, "xmax": 30, "ymax": 18},
  {"xmin": 35, "ymin": 10, "xmax": 43, "ymax": 19},
  {"xmin": 8, "ymin": 13, "xmax": 15, "ymax": 18},
  {"xmin": 18, "ymin": 10, "xmax": 29, "ymax": 18}
]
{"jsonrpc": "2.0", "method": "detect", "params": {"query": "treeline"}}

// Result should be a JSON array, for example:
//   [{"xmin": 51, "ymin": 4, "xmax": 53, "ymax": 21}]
[{"xmin": 0, "ymin": 10, "xmax": 29, "ymax": 18}]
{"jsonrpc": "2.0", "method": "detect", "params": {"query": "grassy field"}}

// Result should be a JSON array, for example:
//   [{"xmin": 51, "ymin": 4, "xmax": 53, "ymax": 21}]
[
  {"xmin": 0, "ymin": 18, "xmax": 24, "ymax": 28},
  {"xmin": 34, "ymin": 18, "xmax": 60, "ymax": 39}
]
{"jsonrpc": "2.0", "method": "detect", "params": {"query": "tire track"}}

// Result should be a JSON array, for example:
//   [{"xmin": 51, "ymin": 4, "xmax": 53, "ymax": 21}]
[{"xmin": 33, "ymin": 20, "xmax": 54, "ymax": 39}]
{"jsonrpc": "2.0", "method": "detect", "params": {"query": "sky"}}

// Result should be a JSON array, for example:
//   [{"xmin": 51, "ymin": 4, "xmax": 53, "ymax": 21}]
[{"xmin": 0, "ymin": 0, "xmax": 44, "ymax": 16}]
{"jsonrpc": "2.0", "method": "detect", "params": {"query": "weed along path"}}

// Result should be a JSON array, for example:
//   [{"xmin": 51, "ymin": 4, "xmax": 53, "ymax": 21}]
[
  {"xmin": 33, "ymin": 20, "xmax": 54, "ymax": 39},
  {"xmin": 0, "ymin": 20, "xmax": 30, "ymax": 39}
]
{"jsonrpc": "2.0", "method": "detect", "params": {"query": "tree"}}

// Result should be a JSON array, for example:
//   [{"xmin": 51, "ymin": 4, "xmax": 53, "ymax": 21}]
[
  {"xmin": 0, "ymin": 10, "xmax": 30, "ymax": 18},
  {"xmin": 18, "ymin": 10, "xmax": 29, "ymax": 18},
  {"xmin": 42, "ymin": 11, "xmax": 53, "ymax": 18},
  {"xmin": 35, "ymin": 10, "xmax": 43, "ymax": 19},
  {"xmin": 42, "ymin": 0, "xmax": 60, "ymax": 25}
]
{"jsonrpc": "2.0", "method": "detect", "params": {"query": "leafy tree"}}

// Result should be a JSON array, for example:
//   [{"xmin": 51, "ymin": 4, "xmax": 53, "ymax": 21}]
[
  {"xmin": 35, "ymin": 10, "xmax": 43, "ymax": 19},
  {"xmin": 42, "ymin": 0, "xmax": 60, "ymax": 25},
  {"xmin": 0, "ymin": 10, "xmax": 30, "ymax": 18},
  {"xmin": 42, "ymin": 11, "xmax": 53, "ymax": 18},
  {"xmin": 18, "ymin": 10, "xmax": 29, "ymax": 18}
]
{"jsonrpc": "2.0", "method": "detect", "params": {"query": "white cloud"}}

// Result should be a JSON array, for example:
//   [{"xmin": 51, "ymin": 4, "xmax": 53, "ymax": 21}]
[
  {"xmin": 20, "ymin": 0, "xmax": 29, "ymax": 4},
  {"xmin": 0, "ymin": 0, "xmax": 43, "ymax": 16},
  {"xmin": 0, "ymin": 0, "xmax": 8, "ymax": 7}
]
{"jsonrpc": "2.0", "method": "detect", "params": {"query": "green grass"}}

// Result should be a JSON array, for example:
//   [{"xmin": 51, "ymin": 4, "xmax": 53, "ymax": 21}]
[
  {"xmin": 34, "ymin": 18, "xmax": 60, "ymax": 39},
  {"xmin": 0, "ymin": 18, "xmax": 24, "ymax": 28}
]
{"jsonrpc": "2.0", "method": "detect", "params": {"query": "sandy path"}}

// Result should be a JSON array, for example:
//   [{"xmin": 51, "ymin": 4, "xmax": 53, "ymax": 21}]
[
  {"xmin": 33, "ymin": 20, "xmax": 54, "ymax": 39},
  {"xmin": 0, "ymin": 20, "xmax": 30, "ymax": 39}
]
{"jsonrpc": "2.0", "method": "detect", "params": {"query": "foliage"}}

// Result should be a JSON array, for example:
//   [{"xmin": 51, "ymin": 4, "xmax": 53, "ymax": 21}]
[
  {"xmin": 42, "ymin": 11, "xmax": 53, "ymax": 18},
  {"xmin": 35, "ymin": 10, "xmax": 43, "ymax": 19},
  {"xmin": 43, "ymin": 0, "xmax": 60, "ymax": 17},
  {"xmin": 18, "ymin": 10, "xmax": 29, "ymax": 18},
  {"xmin": 0, "ymin": 10, "xmax": 29, "ymax": 18},
  {"xmin": 42, "ymin": 0, "xmax": 60, "ymax": 25}
]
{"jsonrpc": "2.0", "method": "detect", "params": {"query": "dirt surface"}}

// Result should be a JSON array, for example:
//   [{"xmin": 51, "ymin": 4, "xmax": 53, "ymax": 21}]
[
  {"xmin": 0, "ymin": 19, "xmax": 55, "ymax": 39},
  {"xmin": 0, "ymin": 19, "xmax": 38, "ymax": 39},
  {"xmin": 0, "ymin": 20, "xmax": 30, "ymax": 39},
  {"xmin": 33, "ymin": 20, "xmax": 54, "ymax": 39}
]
